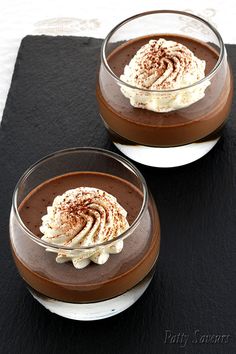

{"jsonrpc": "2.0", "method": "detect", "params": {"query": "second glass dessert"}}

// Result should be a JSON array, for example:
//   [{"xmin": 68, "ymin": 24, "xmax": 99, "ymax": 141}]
[
  {"xmin": 97, "ymin": 10, "xmax": 233, "ymax": 167},
  {"xmin": 10, "ymin": 148, "xmax": 160, "ymax": 320}
]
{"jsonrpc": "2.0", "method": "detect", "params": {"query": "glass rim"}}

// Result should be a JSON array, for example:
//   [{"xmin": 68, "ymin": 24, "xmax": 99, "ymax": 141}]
[
  {"xmin": 12, "ymin": 147, "xmax": 148, "ymax": 251},
  {"xmin": 101, "ymin": 9, "xmax": 225, "ymax": 93}
]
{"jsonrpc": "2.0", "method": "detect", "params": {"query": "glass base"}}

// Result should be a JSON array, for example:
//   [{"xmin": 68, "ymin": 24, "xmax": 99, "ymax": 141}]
[
  {"xmin": 114, "ymin": 137, "xmax": 220, "ymax": 168},
  {"xmin": 28, "ymin": 272, "xmax": 153, "ymax": 321}
]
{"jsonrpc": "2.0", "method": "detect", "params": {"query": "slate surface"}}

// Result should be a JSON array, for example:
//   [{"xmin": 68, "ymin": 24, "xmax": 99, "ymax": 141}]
[{"xmin": 0, "ymin": 36, "xmax": 236, "ymax": 354}]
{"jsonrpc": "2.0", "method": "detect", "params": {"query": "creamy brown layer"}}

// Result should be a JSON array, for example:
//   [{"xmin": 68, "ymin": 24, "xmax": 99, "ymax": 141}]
[
  {"xmin": 97, "ymin": 34, "xmax": 233, "ymax": 146},
  {"xmin": 12, "ymin": 172, "xmax": 160, "ymax": 302}
]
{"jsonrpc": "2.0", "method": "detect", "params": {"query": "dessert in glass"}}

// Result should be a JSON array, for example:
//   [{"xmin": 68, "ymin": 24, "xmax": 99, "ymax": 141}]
[
  {"xmin": 9, "ymin": 148, "xmax": 160, "ymax": 320},
  {"xmin": 97, "ymin": 10, "xmax": 233, "ymax": 167}
]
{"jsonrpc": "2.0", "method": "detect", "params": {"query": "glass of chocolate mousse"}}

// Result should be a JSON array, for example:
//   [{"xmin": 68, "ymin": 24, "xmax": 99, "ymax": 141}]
[
  {"xmin": 97, "ymin": 10, "xmax": 233, "ymax": 167},
  {"xmin": 9, "ymin": 148, "xmax": 160, "ymax": 320}
]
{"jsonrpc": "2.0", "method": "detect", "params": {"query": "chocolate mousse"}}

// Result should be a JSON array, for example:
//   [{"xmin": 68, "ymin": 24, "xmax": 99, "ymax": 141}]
[
  {"xmin": 97, "ymin": 34, "xmax": 233, "ymax": 146},
  {"xmin": 12, "ymin": 172, "xmax": 160, "ymax": 303}
]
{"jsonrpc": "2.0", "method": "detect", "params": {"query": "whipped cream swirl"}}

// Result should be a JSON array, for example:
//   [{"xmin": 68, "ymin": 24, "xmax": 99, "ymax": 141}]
[
  {"xmin": 120, "ymin": 38, "xmax": 210, "ymax": 112},
  {"xmin": 40, "ymin": 187, "xmax": 129, "ymax": 269}
]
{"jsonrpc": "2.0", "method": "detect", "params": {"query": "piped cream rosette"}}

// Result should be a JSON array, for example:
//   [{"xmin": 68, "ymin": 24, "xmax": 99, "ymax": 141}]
[
  {"xmin": 120, "ymin": 38, "xmax": 210, "ymax": 112},
  {"xmin": 40, "ymin": 187, "xmax": 129, "ymax": 269}
]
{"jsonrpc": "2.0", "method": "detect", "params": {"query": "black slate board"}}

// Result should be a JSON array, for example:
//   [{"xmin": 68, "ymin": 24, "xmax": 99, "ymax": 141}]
[{"xmin": 1, "ymin": 36, "xmax": 236, "ymax": 354}]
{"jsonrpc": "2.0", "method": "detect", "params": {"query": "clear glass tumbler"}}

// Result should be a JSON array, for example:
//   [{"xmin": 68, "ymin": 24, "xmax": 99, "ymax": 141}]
[
  {"xmin": 9, "ymin": 147, "xmax": 160, "ymax": 320},
  {"xmin": 97, "ymin": 10, "xmax": 233, "ymax": 167}
]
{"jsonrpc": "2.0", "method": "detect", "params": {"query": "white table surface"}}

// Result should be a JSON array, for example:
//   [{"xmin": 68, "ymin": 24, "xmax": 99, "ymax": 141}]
[{"xmin": 0, "ymin": 0, "xmax": 235, "ymax": 120}]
